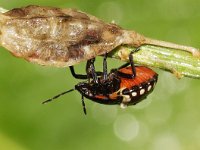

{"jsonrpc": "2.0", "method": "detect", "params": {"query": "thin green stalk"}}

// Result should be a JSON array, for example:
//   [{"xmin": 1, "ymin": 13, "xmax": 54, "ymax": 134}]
[{"xmin": 109, "ymin": 45, "xmax": 200, "ymax": 79}]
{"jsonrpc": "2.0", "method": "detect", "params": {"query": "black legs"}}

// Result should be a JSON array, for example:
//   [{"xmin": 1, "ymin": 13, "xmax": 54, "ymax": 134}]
[
  {"xmin": 69, "ymin": 58, "xmax": 102, "ymax": 81},
  {"xmin": 103, "ymin": 53, "xmax": 108, "ymax": 80},
  {"xmin": 129, "ymin": 47, "xmax": 140, "ymax": 77},
  {"xmin": 81, "ymin": 95, "xmax": 87, "ymax": 115},
  {"xmin": 116, "ymin": 51, "xmax": 136, "ymax": 79},
  {"xmin": 129, "ymin": 51, "xmax": 136, "ymax": 78},
  {"xmin": 69, "ymin": 66, "xmax": 88, "ymax": 79},
  {"xmin": 115, "ymin": 47, "xmax": 140, "ymax": 78},
  {"xmin": 68, "ymin": 47, "xmax": 140, "ymax": 114},
  {"xmin": 70, "ymin": 47, "xmax": 140, "ymax": 80},
  {"xmin": 86, "ymin": 58, "xmax": 98, "ymax": 83}
]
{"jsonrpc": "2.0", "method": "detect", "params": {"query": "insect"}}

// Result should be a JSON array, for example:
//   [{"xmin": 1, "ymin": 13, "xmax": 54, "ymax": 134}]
[
  {"xmin": 0, "ymin": 5, "xmax": 199, "ymax": 69},
  {"xmin": 43, "ymin": 55, "xmax": 158, "ymax": 114}
]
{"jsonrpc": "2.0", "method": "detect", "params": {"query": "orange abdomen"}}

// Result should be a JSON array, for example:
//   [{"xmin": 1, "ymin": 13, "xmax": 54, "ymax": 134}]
[{"xmin": 119, "ymin": 66, "xmax": 157, "ymax": 89}]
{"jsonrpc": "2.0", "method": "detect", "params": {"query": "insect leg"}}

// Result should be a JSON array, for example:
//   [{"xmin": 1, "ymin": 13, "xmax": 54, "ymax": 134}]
[
  {"xmin": 86, "ymin": 58, "xmax": 98, "ymax": 83},
  {"xmin": 117, "ymin": 62, "xmax": 130, "ymax": 70},
  {"xmin": 69, "ymin": 66, "xmax": 102, "ymax": 80},
  {"xmin": 69, "ymin": 66, "xmax": 88, "ymax": 79},
  {"xmin": 110, "ymin": 63, "xmax": 131, "ymax": 78},
  {"xmin": 117, "ymin": 47, "xmax": 141, "ymax": 71},
  {"xmin": 115, "ymin": 47, "xmax": 141, "ymax": 79},
  {"xmin": 129, "ymin": 51, "xmax": 136, "ymax": 78},
  {"xmin": 103, "ymin": 53, "xmax": 108, "ymax": 80},
  {"xmin": 129, "ymin": 47, "xmax": 141, "ymax": 78},
  {"xmin": 81, "ymin": 94, "xmax": 87, "ymax": 115}
]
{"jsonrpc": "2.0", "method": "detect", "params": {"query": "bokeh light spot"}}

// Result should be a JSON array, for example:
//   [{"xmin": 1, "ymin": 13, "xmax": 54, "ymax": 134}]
[
  {"xmin": 151, "ymin": 133, "xmax": 182, "ymax": 150},
  {"xmin": 113, "ymin": 114, "xmax": 139, "ymax": 141}
]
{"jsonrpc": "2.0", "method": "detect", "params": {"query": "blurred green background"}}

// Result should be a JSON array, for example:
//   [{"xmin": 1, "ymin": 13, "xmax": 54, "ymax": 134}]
[{"xmin": 0, "ymin": 0, "xmax": 200, "ymax": 150}]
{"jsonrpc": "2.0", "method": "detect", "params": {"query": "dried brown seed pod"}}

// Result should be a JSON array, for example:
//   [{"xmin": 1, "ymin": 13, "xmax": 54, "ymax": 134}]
[{"xmin": 0, "ymin": 5, "xmax": 199, "ymax": 67}]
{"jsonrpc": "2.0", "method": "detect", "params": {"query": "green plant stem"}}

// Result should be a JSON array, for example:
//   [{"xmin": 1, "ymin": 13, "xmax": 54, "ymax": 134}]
[{"xmin": 109, "ymin": 45, "xmax": 200, "ymax": 79}]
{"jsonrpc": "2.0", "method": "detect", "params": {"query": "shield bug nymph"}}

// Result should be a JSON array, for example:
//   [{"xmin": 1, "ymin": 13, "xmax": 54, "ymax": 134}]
[
  {"xmin": 43, "ymin": 60, "xmax": 158, "ymax": 114},
  {"xmin": 75, "ymin": 66, "xmax": 158, "ymax": 108}
]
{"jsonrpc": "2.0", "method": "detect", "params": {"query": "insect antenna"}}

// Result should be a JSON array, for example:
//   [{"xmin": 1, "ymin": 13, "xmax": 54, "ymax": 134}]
[{"xmin": 42, "ymin": 89, "xmax": 75, "ymax": 104}]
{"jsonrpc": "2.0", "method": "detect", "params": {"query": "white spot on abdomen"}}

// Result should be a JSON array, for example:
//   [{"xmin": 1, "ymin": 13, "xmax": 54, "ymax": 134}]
[
  {"xmin": 132, "ymin": 92, "xmax": 137, "ymax": 97},
  {"xmin": 147, "ymin": 85, "xmax": 152, "ymax": 91},
  {"xmin": 140, "ymin": 89, "xmax": 145, "ymax": 95}
]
